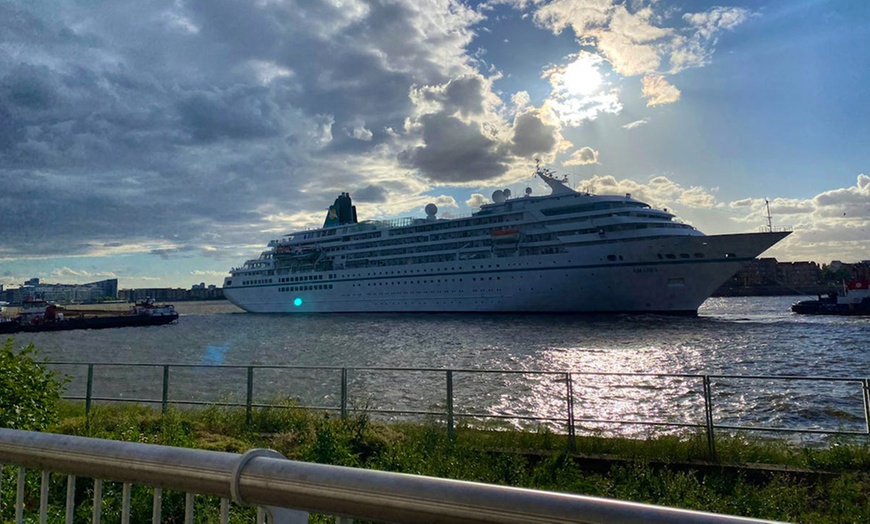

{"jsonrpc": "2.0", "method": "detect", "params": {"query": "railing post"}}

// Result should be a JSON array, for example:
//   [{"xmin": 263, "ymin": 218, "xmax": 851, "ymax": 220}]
[
  {"xmin": 446, "ymin": 370, "xmax": 454, "ymax": 439},
  {"xmin": 152, "ymin": 487, "xmax": 163, "ymax": 523},
  {"xmin": 862, "ymin": 378, "xmax": 870, "ymax": 439},
  {"xmin": 16, "ymin": 467, "xmax": 25, "ymax": 523},
  {"xmin": 40, "ymin": 470, "xmax": 49, "ymax": 524},
  {"xmin": 565, "ymin": 373, "xmax": 576, "ymax": 452},
  {"xmin": 702, "ymin": 375, "xmax": 716, "ymax": 459},
  {"xmin": 341, "ymin": 368, "xmax": 348, "ymax": 419},
  {"xmin": 162, "ymin": 365, "xmax": 170, "ymax": 415},
  {"xmin": 85, "ymin": 364, "xmax": 94, "ymax": 428},
  {"xmin": 65, "ymin": 475, "xmax": 76, "ymax": 524},
  {"xmin": 246, "ymin": 366, "xmax": 254, "ymax": 427},
  {"xmin": 93, "ymin": 478, "xmax": 103, "ymax": 524}
]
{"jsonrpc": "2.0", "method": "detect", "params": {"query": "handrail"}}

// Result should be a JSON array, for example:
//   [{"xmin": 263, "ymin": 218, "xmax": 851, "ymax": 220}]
[
  {"xmin": 0, "ymin": 429, "xmax": 773, "ymax": 523},
  {"xmin": 45, "ymin": 361, "xmax": 864, "ymax": 382},
  {"xmin": 43, "ymin": 361, "xmax": 870, "ymax": 455}
]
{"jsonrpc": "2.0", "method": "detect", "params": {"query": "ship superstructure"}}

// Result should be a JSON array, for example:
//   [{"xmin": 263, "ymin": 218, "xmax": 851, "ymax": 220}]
[{"xmin": 224, "ymin": 166, "xmax": 789, "ymax": 314}]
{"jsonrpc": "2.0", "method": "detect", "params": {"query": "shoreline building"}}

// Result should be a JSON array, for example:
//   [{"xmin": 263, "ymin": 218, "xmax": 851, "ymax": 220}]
[{"xmin": 1, "ymin": 278, "xmax": 119, "ymax": 306}]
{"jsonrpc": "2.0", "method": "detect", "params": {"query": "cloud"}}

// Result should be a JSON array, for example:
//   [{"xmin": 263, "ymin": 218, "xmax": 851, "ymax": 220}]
[
  {"xmin": 672, "ymin": 7, "xmax": 753, "ymax": 72},
  {"xmin": 812, "ymin": 174, "xmax": 870, "ymax": 218},
  {"xmin": 545, "ymin": 89, "xmax": 622, "ymax": 126},
  {"xmin": 595, "ymin": 6, "xmax": 670, "ymax": 76},
  {"xmin": 414, "ymin": 74, "xmax": 489, "ymax": 117},
  {"xmin": 401, "ymin": 72, "xmax": 567, "ymax": 184},
  {"xmin": 564, "ymin": 147, "xmax": 599, "ymax": 166},
  {"xmin": 354, "ymin": 184, "xmax": 389, "ymax": 203},
  {"xmin": 574, "ymin": 174, "xmax": 714, "ymax": 209},
  {"xmin": 510, "ymin": 110, "xmax": 560, "ymax": 158},
  {"xmin": 542, "ymin": 51, "xmax": 623, "ymax": 124},
  {"xmin": 528, "ymin": 1, "xmax": 754, "ymax": 108},
  {"xmin": 49, "ymin": 267, "xmax": 118, "ymax": 280},
  {"xmin": 642, "ymin": 74, "xmax": 681, "ymax": 106},
  {"xmin": 622, "ymin": 119, "xmax": 649, "ymax": 129},
  {"xmin": 398, "ymin": 113, "xmax": 508, "ymax": 183},
  {"xmin": 708, "ymin": 176, "xmax": 869, "ymax": 262},
  {"xmin": 466, "ymin": 193, "xmax": 488, "ymax": 209},
  {"xmin": 684, "ymin": 7, "xmax": 752, "ymax": 40},
  {"xmin": 0, "ymin": 0, "xmax": 499, "ymax": 263}
]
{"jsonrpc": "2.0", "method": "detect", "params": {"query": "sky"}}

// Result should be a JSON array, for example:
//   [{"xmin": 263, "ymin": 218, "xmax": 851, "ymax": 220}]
[{"xmin": 1, "ymin": 0, "xmax": 868, "ymax": 290}]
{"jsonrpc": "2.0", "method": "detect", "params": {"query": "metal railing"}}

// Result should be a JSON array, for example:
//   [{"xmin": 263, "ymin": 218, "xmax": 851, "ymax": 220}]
[
  {"xmin": 45, "ymin": 362, "xmax": 870, "ymax": 457},
  {"xmin": 0, "ymin": 428, "xmax": 774, "ymax": 523}
]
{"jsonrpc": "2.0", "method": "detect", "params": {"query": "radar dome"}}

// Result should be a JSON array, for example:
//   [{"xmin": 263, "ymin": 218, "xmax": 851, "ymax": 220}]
[
  {"xmin": 525, "ymin": 187, "xmax": 533, "ymax": 196},
  {"xmin": 491, "ymin": 190, "xmax": 505, "ymax": 203},
  {"xmin": 503, "ymin": 188, "xmax": 512, "ymax": 199},
  {"xmin": 425, "ymin": 203, "xmax": 438, "ymax": 216}
]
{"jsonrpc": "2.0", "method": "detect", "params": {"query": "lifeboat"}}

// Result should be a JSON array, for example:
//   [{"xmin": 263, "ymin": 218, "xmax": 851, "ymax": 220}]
[{"xmin": 490, "ymin": 229, "xmax": 520, "ymax": 242}]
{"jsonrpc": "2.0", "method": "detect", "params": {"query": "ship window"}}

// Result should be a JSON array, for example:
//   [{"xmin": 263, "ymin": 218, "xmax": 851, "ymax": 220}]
[
  {"xmin": 226, "ymin": 281, "xmax": 232, "ymax": 286},
  {"xmin": 680, "ymin": 253, "xmax": 690, "ymax": 259},
  {"xmin": 725, "ymin": 253, "xmax": 736, "ymax": 258},
  {"xmin": 665, "ymin": 254, "xmax": 676, "ymax": 259},
  {"xmin": 694, "ymin": 253, "xmax": 705, "ymax": 258},
  {"xmin": 607, "ymin": 255, "xmax": 617, "ymax": 261}
]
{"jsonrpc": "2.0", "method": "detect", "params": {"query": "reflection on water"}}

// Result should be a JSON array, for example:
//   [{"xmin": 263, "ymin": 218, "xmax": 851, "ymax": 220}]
[{"xmin": 14, "ymin": 297, "xmax": 870, "ymax": 441}]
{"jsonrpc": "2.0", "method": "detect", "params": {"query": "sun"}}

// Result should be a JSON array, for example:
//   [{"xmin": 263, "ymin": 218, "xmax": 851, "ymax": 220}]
[{"xmin": 558, "ymin": 53, "xmax": 604, "ymax": 97}]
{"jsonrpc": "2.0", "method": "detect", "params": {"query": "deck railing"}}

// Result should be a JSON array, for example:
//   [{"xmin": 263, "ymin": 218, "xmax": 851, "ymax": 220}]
[
  {"xmin": 0, "ymin": 428, "xmax": 775, "ymax": 523},
  {"xmin": 45, "ymin": 362, "xmax": 870, "ymax": 457}
]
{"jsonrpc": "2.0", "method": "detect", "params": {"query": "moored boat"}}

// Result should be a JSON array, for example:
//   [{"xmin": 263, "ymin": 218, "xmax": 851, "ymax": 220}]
[
  {"xmin": 791, "ymin": 280, "xmax": 870, "ymax": 316},
  {"xmin": 0, "ymin": 298, "xmax": 179, "ymax": 333}
]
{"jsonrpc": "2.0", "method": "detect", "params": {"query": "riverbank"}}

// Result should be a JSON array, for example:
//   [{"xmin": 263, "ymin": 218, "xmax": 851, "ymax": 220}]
[{"xmin": 48, "ymin": 401, "xmax": 870, "ymax": 523}]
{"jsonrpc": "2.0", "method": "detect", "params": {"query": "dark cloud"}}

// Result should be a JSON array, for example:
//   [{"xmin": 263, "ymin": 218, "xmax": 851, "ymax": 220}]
[
  {"xmin": 354, "ymin": 185, "xmax": 389, "ymax": 203},
  {"xmin": 177, "ymin": 87, "xmax": 286, "ymax": 142},
  {"xmin": 2, "ymin": 64, "xmax": 60, "ymax": 110},
  {"xmin": 420, "ymin": 75, "xmax": 487, "ymax": 117},
  {"xmin": 399, "ymin": 113, "xmax": 508, "ymax": 183},
  {"xmin": 0, "ymin": 0, "xmax": 494, "ymax": 267},
  {"xmin": 510, "ymin": 111, "xmax": 558, "ymax": 158}
]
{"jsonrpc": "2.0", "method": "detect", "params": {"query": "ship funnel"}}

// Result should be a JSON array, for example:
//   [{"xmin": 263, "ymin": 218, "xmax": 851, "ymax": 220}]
[{"xmin": 323, "ymin": 192, "xmax": 359, "ymax": 228}]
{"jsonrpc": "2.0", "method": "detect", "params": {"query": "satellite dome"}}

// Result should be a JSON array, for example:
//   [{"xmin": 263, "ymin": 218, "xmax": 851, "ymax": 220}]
[
  {"xmin": 491, "ymin": 190, "xmax": 505, "ymax": 203},
  {"xmin": 525, "ymin": 187, "xmax": 533, "ymax": 196},
  {"xmin": 503, "ymin": 188, "xmax": 512, "ymax": 199},
  {"xmin": 425, "ymin": 203, "xmax": 438, "ymax": 216}
]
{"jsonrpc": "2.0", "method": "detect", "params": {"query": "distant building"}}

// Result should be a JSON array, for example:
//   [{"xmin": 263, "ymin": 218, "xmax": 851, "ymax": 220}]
[
  {"xmin": 2, "ymin": 278, "xmax": 119, "ymax": 306},
  {"xmin": 119, "ymin": 288, "xmax": 190, "ymax": 302},
  {"xmin": 118, "ymin": 284, "xmax": 223, "ymax": 302},
  {"xmin": 777, "ymin": 261, "xmax": 822, "ymax": 288},
  {"xmin": 715, "ymin": 258, "xmax": 824, "ymax": 296}
]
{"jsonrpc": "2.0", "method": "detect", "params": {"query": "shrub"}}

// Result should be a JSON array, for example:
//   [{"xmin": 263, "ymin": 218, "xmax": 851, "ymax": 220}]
[{"xmin": 0, "ymin": 338, "xmax": 66, "ymax": 430}]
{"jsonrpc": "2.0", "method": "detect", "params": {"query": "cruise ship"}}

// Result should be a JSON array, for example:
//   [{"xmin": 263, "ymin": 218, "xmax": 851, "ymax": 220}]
[{"xmin": 223, "ymin": 166, "xmax": 789, "ymax": 315}]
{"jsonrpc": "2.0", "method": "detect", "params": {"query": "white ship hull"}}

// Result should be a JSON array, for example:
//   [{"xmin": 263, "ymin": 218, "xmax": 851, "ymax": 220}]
[{"xmin": 224, "ymin": 232, "xmax": 787, "ymax": 315}]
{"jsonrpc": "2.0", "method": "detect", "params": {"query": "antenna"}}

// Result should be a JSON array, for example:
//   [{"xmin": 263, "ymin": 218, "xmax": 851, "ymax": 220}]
[{"xmin": 765, "ymin": 199, "xmax": 773, "ymax": 232}]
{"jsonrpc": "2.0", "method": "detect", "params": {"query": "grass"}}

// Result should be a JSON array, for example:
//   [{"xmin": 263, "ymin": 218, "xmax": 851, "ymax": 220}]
[{"xmin": 5, "ymin": 401, "xmax": 869, "ymax": 523}]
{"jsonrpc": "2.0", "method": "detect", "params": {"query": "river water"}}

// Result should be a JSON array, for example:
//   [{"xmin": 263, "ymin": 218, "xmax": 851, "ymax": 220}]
[{"xmin": 8, "ymin": 297, "xmax": 869, "ymax": 441}]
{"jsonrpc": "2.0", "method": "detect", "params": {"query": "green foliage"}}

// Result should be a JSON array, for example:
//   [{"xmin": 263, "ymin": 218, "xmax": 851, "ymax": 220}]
[
  {"xmin": 0, "ymin": 337, "xmax": 66, "ymax": 430},
  {"xmin": 821, "ymin": 264, "xmax": 852, "ymax": 284},
  {"xmin": 8, "ymin": 400, "xmax": 870, "ymax": 523}
]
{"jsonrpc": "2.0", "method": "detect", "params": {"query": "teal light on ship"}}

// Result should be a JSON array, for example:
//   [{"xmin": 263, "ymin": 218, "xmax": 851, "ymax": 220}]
[{"xmin": 293, "ymin": 297, "xmax": 303, "ymax": 307}]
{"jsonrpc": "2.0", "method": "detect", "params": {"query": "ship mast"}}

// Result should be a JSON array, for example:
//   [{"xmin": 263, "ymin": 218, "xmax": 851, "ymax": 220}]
[{"xmin": 765, "ymin": 199, "xmax": 773, "ymax": 232}]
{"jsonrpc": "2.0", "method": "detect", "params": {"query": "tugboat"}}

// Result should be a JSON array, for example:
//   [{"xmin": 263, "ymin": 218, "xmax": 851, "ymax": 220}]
[
  {"xmin": 0, "ymin": 297, "xmax": 179, "ymax": 333},
  {"xmin": 791, "ymin": 280, "xmax": 870, "ymax": 316}
]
